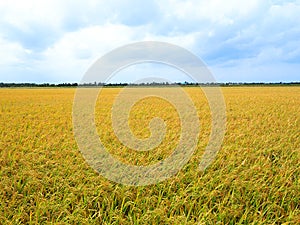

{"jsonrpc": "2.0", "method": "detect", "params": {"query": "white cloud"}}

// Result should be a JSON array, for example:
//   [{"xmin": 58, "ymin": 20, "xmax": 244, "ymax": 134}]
[
  {"xmin": 0, "ymin": 0, "xmax": 299, "ymax": 83},
  {"xmin": 37, "ymin": 23, "xmax": 145, "ymax": 82},
  {"xmin": 157, "ymin": 0, "xmax": 263, "ymax": 25},
  {"xmin": 39, "ymin": 23, "xmax": 202, "ymax": 82},
  {"xmin": 0, "ymin": 0, "xmax": 64, "ymax": 31},
  {"xmin": 0, "ymin": 37, "xmax": 24, "ymax": 65}
]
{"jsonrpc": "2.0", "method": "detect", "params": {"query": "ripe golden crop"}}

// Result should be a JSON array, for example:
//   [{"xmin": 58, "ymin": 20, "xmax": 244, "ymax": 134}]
[{"xmin": 0, "ymin": 87, "xmax": 299, "ymax": 224}]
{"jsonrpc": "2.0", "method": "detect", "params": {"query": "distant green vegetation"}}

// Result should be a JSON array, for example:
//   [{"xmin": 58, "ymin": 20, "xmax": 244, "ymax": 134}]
[{"xmin": 0, "ymin": 81, "xmax": 299, "ymax": 88}]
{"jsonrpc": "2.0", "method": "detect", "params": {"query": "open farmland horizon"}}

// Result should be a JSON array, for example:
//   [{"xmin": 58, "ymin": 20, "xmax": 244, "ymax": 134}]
[
  {"xmin": 1, "ymin": 81, "xmax": 300, "ymax": 88},
  {"xmin": 1, "ymin": 0, "xmax": 300, "ymax": 223},
  {"xmin": 0, "ymin": 86, "xmax": 299, "ymax": 224}
]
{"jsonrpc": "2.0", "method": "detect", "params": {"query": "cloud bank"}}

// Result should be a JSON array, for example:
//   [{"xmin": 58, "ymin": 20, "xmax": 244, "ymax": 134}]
[{"xmin": 0, "ymin": 0, "xmax": 299, "ymax": 83}]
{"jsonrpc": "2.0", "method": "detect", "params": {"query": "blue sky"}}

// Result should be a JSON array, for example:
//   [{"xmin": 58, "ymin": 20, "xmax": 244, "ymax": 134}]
[{"xmin": 0, "ymin": 0, "xmax": 299, "ymax": 83}]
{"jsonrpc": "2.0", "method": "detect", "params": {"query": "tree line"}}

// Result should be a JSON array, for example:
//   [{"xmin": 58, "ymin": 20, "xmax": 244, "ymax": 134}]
[{"xmin": 0, "ymin": 81, "xmax": 299, "ymax": 88}]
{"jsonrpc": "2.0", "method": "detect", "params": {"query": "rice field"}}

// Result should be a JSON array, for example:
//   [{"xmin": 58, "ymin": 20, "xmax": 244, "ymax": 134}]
[{"xmin": 0, "ymin": 87, "xmax": 299, "ymax": 224}]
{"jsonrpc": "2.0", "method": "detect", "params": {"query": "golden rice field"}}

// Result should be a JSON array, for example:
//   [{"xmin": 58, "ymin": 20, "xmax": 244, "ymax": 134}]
[{"xmin": 0, "ymin": 87, "xmax": 299, "ymax": 224}]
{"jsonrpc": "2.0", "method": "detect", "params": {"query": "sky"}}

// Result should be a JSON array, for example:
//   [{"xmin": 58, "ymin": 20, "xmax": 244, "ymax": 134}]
[{"xmin": 0, "ymin": 0, "xmax": 299, "ymax": 83}]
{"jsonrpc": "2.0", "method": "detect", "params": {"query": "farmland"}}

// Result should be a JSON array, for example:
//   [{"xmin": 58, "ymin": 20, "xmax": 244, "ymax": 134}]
[{"xmin": 0, "ymin": 87, "xmax": 299, "ymax": 224}]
